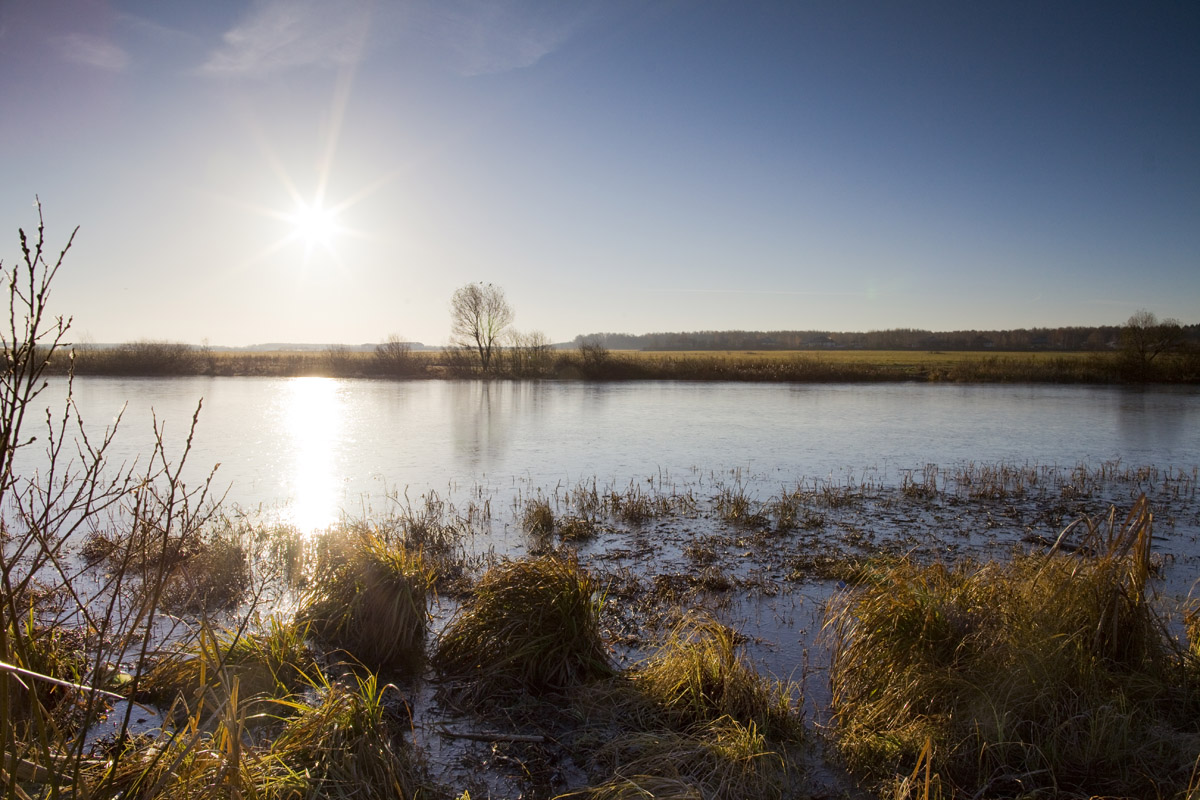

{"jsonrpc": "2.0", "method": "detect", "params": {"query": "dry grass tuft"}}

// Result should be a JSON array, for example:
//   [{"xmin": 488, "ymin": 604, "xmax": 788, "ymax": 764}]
[
  {"xmin": 89, "ymin": 671, "xmax": 424, "ymax": 800},
  {"xmin": 582, "ymin": 716, "xmax": 788, "ymax": 800},
  {"xmin": 137, "ymin": 617, "xmax": 315, "ymax": 712},
  {"xmin": 296, "ymin": 530, "xmax": 434, "ymax": 671},
  {"xmin": 433, "ymin": 554, "xmax": 613, "ymax": 702},
  {"xmin": 523, "ymin": 497, "xmax": 556, "ymax": 537},
  {"xmin": 634, "ymin": 613, "xmax": 801, "ymax": 742}
]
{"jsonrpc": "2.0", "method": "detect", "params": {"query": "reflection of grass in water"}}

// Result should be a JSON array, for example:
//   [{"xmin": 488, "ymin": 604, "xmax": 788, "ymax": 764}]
[{"xmin": 826, "ymin": 497, "xmax": 1200, "ymax": 799}]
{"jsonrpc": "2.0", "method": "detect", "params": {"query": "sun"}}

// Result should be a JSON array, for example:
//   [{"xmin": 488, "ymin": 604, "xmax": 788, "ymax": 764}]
[{"xmin": 288, "ymin": 200, "xmax": 340, "ymax": 249}]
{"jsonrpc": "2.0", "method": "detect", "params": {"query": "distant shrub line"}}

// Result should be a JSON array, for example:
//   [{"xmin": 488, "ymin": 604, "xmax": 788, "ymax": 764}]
[{"xmin": 43, "ymin": 341, "xmax": 1200, "ymax": 383}]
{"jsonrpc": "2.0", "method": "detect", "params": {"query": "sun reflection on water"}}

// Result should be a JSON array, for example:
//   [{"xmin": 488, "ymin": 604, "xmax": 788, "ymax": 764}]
[{"xmin": 280, "ymin": 377, "xmax": 343, "ymax": 533}]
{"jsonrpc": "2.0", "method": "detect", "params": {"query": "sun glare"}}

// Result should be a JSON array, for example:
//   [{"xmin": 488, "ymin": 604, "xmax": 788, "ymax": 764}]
[
  {"xmin": 281, "ymin": 377, "xmax": 342, "ymax": 533},
  {"xmin": 289, "ymin": 201, "xmax": 340, "ymax": 249}
]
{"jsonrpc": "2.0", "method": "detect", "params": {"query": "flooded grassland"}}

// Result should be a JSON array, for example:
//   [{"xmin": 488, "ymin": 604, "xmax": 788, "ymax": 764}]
[
  {"xmin": 7, "ymin": 376, "xmax": 1200, "ymax": 800},
  {"xmin": 17, "ymin": 457, "xmax": 1200, "ymax": 800}
]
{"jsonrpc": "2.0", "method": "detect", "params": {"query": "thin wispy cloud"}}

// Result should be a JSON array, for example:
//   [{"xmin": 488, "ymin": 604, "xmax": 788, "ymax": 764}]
[
  {"xmin": 421, "ymin": 0, "xmax": 592, "ymax": 76},
  {"xmin": 53, "ymin": 32, "xmax": 131, "ymax": 72},
  {"xmin": 201, "ymin": 0, "xmax": 372, "ymax": 76}
]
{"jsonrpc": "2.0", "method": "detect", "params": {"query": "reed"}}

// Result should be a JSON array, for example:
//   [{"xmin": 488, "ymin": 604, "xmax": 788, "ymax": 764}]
[
  {"xmin": 433, "ymin": 554, "xmax": 613, "ymax": 702},
  {"xmin": 89, "ymin": 670, "xmax": 425, "ymax": 800}
]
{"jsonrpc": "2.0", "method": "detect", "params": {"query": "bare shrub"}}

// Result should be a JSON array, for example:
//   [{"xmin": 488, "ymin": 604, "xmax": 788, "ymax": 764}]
[{"xmin": 373, "ymin": 333, "xmax": 420, "ymax": 377}]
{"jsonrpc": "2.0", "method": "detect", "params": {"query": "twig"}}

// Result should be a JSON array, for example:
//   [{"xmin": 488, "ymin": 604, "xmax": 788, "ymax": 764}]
[{"xmin": 434, "ymin": 726, "xmax": 546, "ymax": 744}]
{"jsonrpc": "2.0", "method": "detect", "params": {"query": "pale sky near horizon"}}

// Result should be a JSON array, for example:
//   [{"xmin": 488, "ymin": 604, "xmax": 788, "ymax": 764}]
[{"xmin": 1, "ymin": 1, "xmax": 1197, "ymax": 347}]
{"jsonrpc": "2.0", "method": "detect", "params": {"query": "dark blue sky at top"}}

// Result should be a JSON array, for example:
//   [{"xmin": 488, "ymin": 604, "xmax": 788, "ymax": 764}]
[{"xmin": 1, "ymin": 1, "xmax": 1196, "ymax": 344}]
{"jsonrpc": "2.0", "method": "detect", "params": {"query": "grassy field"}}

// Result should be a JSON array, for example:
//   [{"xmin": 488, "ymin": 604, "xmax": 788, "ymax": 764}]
[{"xmin": 57, "ymin": 343, "xmax": 1198, "ymax": 383}]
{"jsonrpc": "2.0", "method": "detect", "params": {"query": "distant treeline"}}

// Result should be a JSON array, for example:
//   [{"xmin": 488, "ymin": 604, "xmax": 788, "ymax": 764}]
[{"xmin": 574, "ymin": 325, "xmax": 1200, "ymax": 352}]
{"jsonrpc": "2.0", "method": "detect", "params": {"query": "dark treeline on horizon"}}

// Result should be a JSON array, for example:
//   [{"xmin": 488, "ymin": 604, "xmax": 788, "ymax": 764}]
[{"xmin": 575, "ymin": 324, "xmax": 1200, "ymax": 352}]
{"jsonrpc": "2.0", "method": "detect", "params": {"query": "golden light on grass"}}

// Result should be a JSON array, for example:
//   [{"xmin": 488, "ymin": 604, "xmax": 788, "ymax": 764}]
[{"xmin": 825, "ymin": 497, "xmax": 1200, "ymax": 798}]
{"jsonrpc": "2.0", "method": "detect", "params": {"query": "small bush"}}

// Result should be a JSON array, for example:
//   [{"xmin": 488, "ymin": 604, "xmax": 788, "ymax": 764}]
[{"xmin": 373, "ymin": 334, "xmax": 422, "ymax": 377}]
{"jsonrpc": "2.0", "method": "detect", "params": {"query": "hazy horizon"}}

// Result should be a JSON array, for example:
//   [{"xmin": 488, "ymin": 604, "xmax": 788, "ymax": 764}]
[{"xmin": 3, "ymin": 2, "xmax": 1198, "ymax": 347}]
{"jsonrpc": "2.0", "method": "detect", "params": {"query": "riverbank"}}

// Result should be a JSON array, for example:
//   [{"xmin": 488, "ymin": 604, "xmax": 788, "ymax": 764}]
[
  {"xmin": 11, "ymin": 461, "xmax": 1200, "ymax": 799},
  {"xmin": 54, "ymin": 344, "xmax": 1200, "ymax": 383}
]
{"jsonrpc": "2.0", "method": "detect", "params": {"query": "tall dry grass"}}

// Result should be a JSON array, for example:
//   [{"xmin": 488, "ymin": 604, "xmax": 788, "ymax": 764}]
[
  {"xmin": 296, "ymin": 529, "xmax": 434, "ymax": 671},
  {"xmin": 826, "ymin": 496, "xmax": 1200, "ymax": 798}
]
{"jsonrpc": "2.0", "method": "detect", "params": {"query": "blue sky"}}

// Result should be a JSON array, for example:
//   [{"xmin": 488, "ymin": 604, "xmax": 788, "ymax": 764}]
[{"xmin": 2, "ymin": 1, "xmax": 1197, "ymax": 346}]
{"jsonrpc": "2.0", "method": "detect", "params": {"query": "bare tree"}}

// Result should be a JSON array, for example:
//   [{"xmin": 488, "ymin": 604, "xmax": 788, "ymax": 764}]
[
  {"xmin": 1122, "ymin": 309, "xmax": 1184, "ymax": 367},
  {"xmin": 450, "ymin": 282, "xmax": 513, "ymax": 372}
]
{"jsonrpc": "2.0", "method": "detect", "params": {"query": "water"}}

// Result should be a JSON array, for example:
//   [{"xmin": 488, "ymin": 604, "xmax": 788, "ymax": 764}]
[{"xmin": 27, "ymin": 377, "xmax": 1199, "ymax": 531}]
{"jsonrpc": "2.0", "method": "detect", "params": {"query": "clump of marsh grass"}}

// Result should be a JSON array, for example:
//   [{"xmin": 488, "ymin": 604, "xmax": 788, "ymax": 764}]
[
  {"xmin": 523, "ymin": 496, "xmax": 555, "ymax": 537},
  {"xmin": 634, "ymin": 613, "xmax": 801, "ymax": 742},
  {"xmin": 137, "ymin": 617, "xmax": 315, "ymax": 713},
  {"xmin": 523, "ymin": 496, "xmax": 557, "ymax": 555},
  {"xmin": 81, "ymin": 520, "xmax": 203, "ymax": 574},
  {"xmin": 296, "ymin": 530, "xmax": 434, "ymax": 671},
  {"xmin": 558, "ymin": 514, "xmax": 600, "ymax": 543},
  {"xmin": 766, "ymin": 489, "xmax": 824, "ymax": 532},
  {"xmin": 433, "ymin": 554, "xmax": 613, "ymax": 702},
  {"xmin": 161, "ymin": 533, "xmax": 252, "ymax": 613},
  {"xmin": 827, "ymin": 496, "xmax": 1200, "ymax": 798},
  {"xmin": 89, "ymin": 671, "xmax": 423, "ymax": 800},
  {"xmin": 2, "ymin": 619, "xmax": 91, "ymax": 735},
  {"xmin": 270, "ymin": 672, "xmax": 428, "ymax": 799},
  {"xmin": 582, "ymin": 716, "xmax": 789, "ymax": 800},
  {"xmin": 715, "ymin": 486, "xmax": 769, "ymax": 529},
  {"xmin": 82, "ymin": 523, "xmax": 252, "ymax": 614},
  {"xmin": 390, "ymin": 490, "xmax": 474, "ymax": 556}
]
